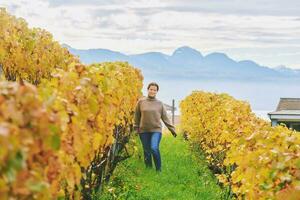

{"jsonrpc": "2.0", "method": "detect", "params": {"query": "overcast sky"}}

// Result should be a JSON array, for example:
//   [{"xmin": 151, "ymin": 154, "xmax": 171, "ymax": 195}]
[{"xmin": 1, "ymin": 0, "xmax": 300, "ymax": 69}]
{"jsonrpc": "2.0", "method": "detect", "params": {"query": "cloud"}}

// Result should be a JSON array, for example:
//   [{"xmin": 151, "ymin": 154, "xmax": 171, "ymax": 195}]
[
  {"xmin": 163, "ymin": 0, "xmax": 300, "ymax": 16},
  {"xmin": 0, "ymin": 0, "xmax": 300, "ymax": 68},
  {"xmin": 46, "ymin": 0, "xmax": 300, "ymax": 17}
]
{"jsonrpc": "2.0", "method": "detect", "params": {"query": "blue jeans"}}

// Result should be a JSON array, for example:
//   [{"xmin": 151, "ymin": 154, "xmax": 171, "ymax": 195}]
[{"xmin": 139, "ymin": 132, "xmax": 162, "ymax": 171}]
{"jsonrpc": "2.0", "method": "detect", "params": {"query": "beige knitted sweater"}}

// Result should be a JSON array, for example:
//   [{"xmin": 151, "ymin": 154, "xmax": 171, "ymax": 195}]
[{"xmin": 134, "ymin": 95, "xmax": 176, "ymax": 134}]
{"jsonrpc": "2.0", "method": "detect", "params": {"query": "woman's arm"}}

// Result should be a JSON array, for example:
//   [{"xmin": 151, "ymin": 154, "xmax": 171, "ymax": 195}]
[
  {"xmin": 134, "ymin": 100, "xmax": 141, "ymax": 132},
  {"xmin": 161, "ymin": 104, "xmax": 176, "ymax": 136}
]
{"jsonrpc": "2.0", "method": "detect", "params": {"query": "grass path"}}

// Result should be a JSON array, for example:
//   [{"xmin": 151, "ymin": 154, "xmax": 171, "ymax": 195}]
[{"xmin": 98, "ymin": 132, "xmax": 228, "ymax": 200}]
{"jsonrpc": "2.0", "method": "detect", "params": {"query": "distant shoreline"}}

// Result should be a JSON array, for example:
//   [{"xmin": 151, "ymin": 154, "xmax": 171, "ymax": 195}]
[{"xmin": 164, "ymin": 110, "xmax": 271, "ymax": 127}]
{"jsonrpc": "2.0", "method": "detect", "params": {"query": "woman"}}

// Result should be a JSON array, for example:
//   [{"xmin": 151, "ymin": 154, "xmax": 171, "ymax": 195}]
[{"xmin": 134, "ymin": 82, "xmax": 177, "ymax": 172}]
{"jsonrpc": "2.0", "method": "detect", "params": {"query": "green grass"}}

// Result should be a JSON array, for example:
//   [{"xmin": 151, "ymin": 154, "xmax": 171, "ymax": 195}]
[{"xmin": 97, "ymin": 133, "xmax": 229, "ymax": 200}]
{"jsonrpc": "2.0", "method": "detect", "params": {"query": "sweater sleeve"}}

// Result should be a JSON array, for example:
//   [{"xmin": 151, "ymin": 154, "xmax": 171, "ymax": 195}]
[
  {"xmin": 161, "ymin": 104, "xmax": 176, "ymax": 134},
  {"xmin": 134, "ymin": 100, "xmax": 141, "ymax": 129}
]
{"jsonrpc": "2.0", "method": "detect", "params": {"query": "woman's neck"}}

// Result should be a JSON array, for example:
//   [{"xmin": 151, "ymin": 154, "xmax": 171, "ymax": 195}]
[{"xmin": 147, "ymin": 95, "xmax": 156, "ymax": 100}]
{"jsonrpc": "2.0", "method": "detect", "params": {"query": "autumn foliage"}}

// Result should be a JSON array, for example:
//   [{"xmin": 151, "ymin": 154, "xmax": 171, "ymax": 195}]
[
  {"xmin": 180, "ymin": 91, "xmax": 300, "ymax": 199},
  {"xmin": 0, "ymin": 8, "xmax": 143, "ymax": 199}
]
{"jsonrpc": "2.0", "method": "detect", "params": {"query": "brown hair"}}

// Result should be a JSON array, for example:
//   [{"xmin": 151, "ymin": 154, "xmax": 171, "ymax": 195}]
[{"xmin": 147, "ymin": 82, "xmax": 159, "ymax": 91}]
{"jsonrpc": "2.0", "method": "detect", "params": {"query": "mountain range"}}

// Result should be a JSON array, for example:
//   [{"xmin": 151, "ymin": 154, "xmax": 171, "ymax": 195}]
[{"xmin": 62, "ymin": 44, "xmax": 300, "ymax": 81}]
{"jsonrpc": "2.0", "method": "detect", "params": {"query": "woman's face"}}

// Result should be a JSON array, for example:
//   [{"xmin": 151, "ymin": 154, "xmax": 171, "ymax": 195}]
[{"xmin": 148, "ymin": 85, "xmax": 158, "ymax": 97}]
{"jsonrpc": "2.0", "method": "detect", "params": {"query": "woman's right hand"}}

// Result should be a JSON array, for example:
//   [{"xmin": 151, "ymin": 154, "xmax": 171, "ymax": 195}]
[{"xmin": 172, "ymin": 132, "xmax": 177, "ymax": 138}]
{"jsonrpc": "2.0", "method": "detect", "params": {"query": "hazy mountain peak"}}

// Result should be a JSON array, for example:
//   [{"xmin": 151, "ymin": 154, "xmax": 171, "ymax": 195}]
[
  {"xmin": 63, "ymin": 44, "xmax": 300, "ymax": 80},
  {"xmin": 61, "ymin": 43, "xmax": 72, "ymax": 49},
  {"xmin": 132, "ymin": 51, "xmax": 167, "ymax": 56},
  {"xmin": 275, "ymin": 65, "xmax": 288, "ymax": 69},
  {"xmin": 239, "ymin": 60, "xmax": 259, "ymax": 65},
  {"xmin": 205, "ymin": 52, "xmax": 229, "ymax": 59},
  {"xmin": 172, "ymin": 46, "xmax": 203, "ymax": 57}
]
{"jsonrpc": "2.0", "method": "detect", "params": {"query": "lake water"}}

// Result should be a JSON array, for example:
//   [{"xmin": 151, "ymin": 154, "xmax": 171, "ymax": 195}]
[{"xmin": 142, "ymin": 77, "xmax": 299, "ymax": 122}]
